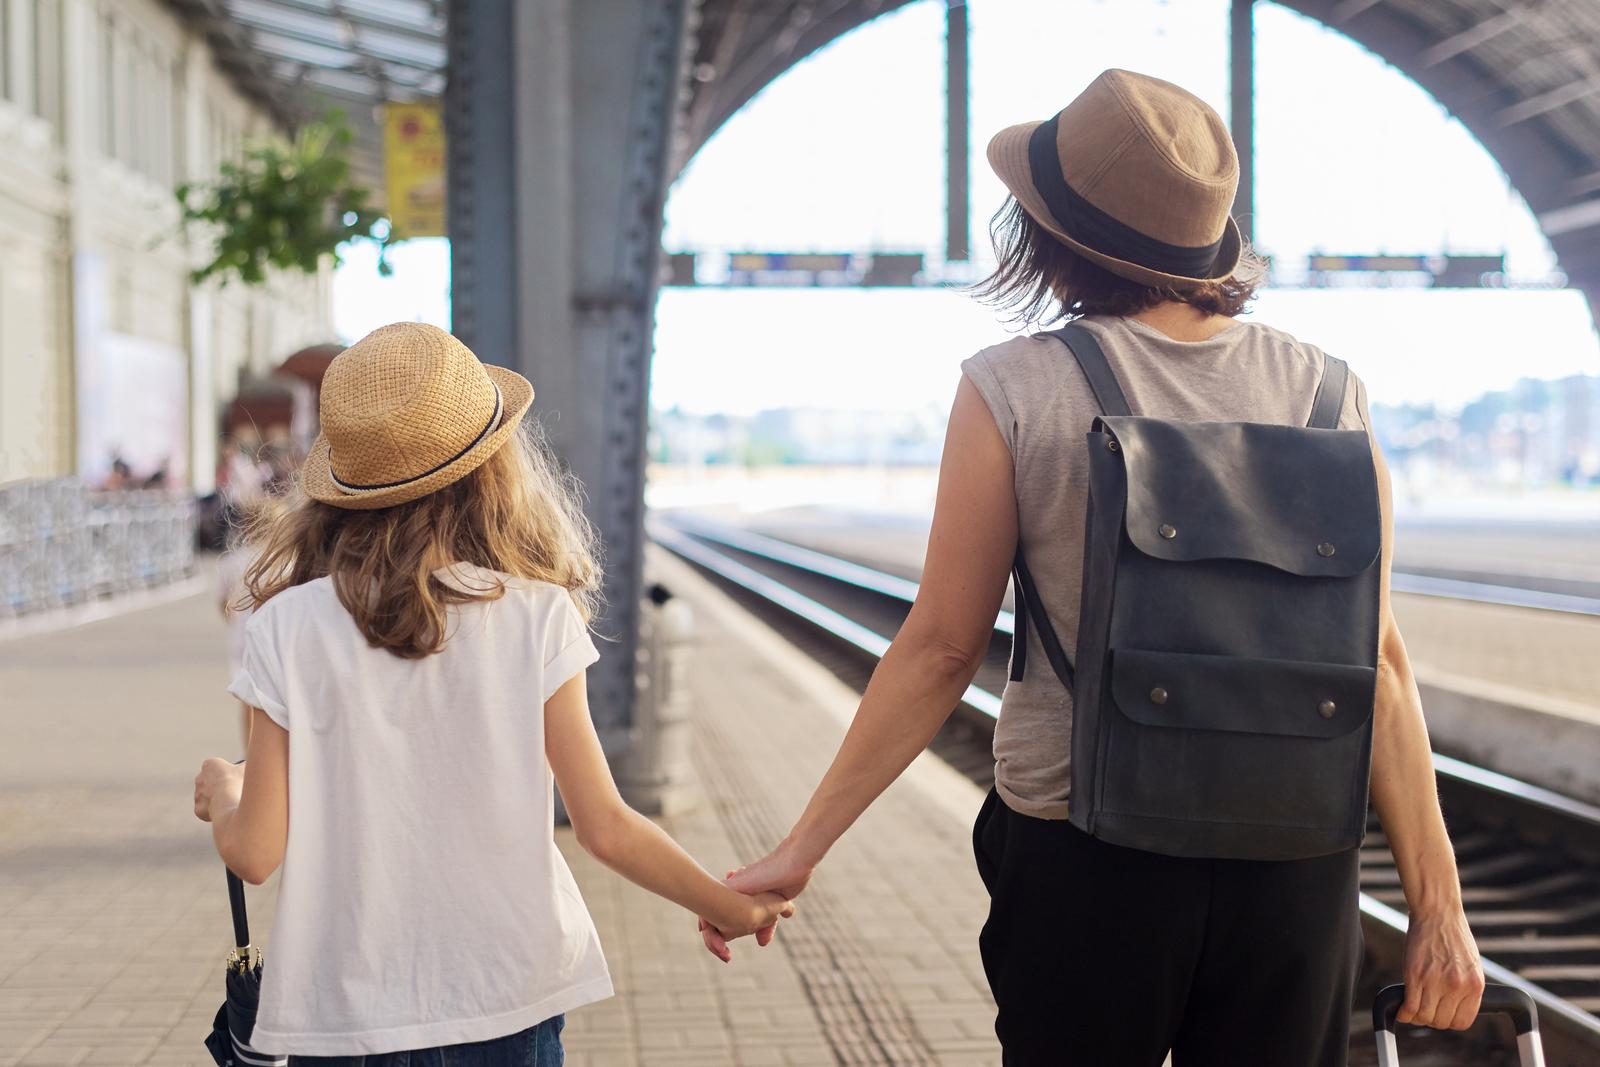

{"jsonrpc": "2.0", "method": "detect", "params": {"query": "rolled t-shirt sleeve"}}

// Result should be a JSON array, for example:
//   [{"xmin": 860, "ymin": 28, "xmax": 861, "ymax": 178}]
[
  {"xmin": 542, "ymin": 592, "xmax": 600, "ymax": 703},
  {"xmin": 228, "ymin": 613, "xmax": 290, "ymax": 728},
  {"xmin": 961, "ymin": 349, "xmax": 1019, "ymax": 457}
]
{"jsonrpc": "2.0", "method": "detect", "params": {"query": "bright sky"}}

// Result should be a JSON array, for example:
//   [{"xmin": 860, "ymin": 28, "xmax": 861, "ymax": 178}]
[{"xmin": 334, "ymin": 0, "xmax": 1600, "ymax": 416}]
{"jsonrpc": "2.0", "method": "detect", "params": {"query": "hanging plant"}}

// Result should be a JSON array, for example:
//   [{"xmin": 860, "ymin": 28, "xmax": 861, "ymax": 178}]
[{"xmin": 176, "ymin": 112, "xmax": 399, "ymax": 286}]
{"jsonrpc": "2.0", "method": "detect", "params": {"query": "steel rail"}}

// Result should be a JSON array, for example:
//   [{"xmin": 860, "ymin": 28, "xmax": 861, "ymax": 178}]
[
  {"xmin": 665, "ymin": 512, "xmax": 1600, "ymax": 618},
  {"xmin": 650, "ymin": 513, "xmax": 1600, "ymax": 1054}
]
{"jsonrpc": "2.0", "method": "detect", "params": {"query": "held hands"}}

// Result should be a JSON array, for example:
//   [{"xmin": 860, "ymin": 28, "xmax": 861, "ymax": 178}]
[
  {"xmin": 699, "ymin": 840, "xmax": 816, "ymax": 962},
  {"xmin": 1398, "ymin": 905, "xmax": 1485, "ymax": 1029},
  {"xmin": 698, "ymin": 891, "xmax": 798, "ymax": 963},
  {"xmin": 192, "ymin": 757, "xmax": 244, "ymax": 823}
]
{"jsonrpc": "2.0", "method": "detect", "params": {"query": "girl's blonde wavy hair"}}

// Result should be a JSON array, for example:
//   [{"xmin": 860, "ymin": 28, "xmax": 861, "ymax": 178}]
[{"xmin": 240, "ymin": 420, "xmax": 601, "ymax": 659}]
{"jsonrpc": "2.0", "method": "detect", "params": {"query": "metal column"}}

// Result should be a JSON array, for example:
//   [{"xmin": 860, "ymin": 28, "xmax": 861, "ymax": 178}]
[
  {"xmin": 945, "ymin": 0, "xmax": 970, "ymax": 263},
  {"xmin": 1230, "ymin": 0, "xmax": 1255, "ymax": 243},
  {"xmin": 447, "ymin": 0, "xmax": 696, "ymax": 756}
]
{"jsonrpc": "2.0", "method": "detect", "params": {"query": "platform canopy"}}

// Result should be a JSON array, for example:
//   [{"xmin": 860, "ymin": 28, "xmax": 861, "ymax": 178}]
[
  {"xmin": 682, "ymin": 0, "xmax": 1600, "ymax": 316},
  {"xmin": 166, "ymin": 0, "xmax": 446, "ymax": 189},
  {"xmin": 175, "ymin": 0, "xmax": 1600, "ymax": 316}
]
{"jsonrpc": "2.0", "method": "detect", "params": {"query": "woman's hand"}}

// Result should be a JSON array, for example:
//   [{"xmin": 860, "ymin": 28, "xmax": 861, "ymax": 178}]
[
  {"xmin": 193, "ymin": 757, "xmax": 245, "ymax": 823},
  {"xmin": 1398, "ymin": 905, "xmax": 1484, "ymax": 1029},
  {"xmin": 699, "ymin": 841, "xmax": 817, "ymax": 959}
]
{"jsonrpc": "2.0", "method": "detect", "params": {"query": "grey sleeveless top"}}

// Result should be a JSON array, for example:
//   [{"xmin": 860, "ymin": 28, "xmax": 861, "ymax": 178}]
[{"xmin": 961, "ymin": 314, "xmax": 1374, "ymax": 820}]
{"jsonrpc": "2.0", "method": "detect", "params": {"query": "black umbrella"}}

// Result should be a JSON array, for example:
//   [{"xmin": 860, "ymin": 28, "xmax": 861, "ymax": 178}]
[{"xmin": 205, "ymin": 870, "xmax": 288, "ymax": 1067}]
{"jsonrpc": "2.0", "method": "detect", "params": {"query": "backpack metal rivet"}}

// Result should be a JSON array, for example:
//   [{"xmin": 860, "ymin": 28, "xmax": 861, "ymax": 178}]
[
  {"xmin": 1317, "ymin": 542, "xmax": 1336, "ymax": 557},
  {"xmin": 1106, "ymin": 439, "xmax": 1120, "ymax": 453},
  {"xmin": 1159, "ymin": 524, "xmax": 1177, "ymax": 539},
  {"xmin": 1318, "ymin": 700, "xmax": 1337, "ymax": 718},
  {"xmin": 1150, "ymin": 687, "xmax": 1168, "ymax": 705}
]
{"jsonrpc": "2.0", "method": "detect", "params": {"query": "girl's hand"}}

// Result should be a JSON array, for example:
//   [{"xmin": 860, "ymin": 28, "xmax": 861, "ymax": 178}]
[
  {"xmin": 193, "ymin": 757, "xmax": 245, "ymax": 823},
  {"xmin": 700, "ymin": 840, "xmax": 817, "ymax": 960},
  {"xmin": 700, "ymin": 891, "xmax": 797, "ymax": 962},
  {"xmin": 1398, "ymin": 905, "xmax": 1484, "ymax": 1029}
]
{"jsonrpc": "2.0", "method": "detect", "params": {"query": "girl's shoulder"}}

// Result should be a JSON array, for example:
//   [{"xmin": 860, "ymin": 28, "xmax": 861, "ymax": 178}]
[
  {"xmin": 434, "ymin": 562, "xmax": 571, "ymax": 602},
  {"xmin": 248, "ymin": 575, "xmax": 335, "ymax": 627}
]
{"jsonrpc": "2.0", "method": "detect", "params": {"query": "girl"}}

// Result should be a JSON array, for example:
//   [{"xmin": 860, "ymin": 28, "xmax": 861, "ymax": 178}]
[{"xmin": 192, "ymin": 322, "xmax": 793, "ymax": 1065}]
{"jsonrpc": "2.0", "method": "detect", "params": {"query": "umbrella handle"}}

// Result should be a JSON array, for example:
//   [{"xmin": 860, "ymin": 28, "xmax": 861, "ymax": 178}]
[{"xmin": 226, "ymin": 869, "xmax": 250, "ymax": 951}]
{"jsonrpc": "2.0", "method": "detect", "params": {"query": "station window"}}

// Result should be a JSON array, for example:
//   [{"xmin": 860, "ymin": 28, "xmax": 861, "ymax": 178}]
[
  {"xmin": 34, "ymin": 0, "xmax": 60, "ymax": 127},
  {"xmin": 100, "ymin": 14, "xmax": 115, "ymax": 157},
  {"xmin": 0, "ymin": 0, "xmax": 11, "ymax": 103}
]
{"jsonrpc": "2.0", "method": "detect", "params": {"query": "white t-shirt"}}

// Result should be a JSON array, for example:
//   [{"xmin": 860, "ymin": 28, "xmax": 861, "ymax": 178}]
[{"xmin": 227, "ymin": 564, "xmax": 612, "ymax": 1056}]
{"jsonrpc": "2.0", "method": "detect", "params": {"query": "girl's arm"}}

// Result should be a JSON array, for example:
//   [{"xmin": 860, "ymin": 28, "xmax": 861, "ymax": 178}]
[
  {"xmin": 194, "ymin": 707, "xmax": 289, "ymax": 884},
  {"xmin": 545, "ymin": 671, "xmax": 795, "ymax": 960},
  {"xmin": 714, "ymin": 378, "xmax": 1016, "ymax": 917},
  {"xmin": 1366, "ymin": 434, "xmax": 1485, "ymax": 1029}
]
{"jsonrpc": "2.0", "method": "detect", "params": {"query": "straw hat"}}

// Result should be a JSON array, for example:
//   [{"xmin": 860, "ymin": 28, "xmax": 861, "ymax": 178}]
[
  {"xmin": 301, "ymin": 322, "xmax": 533, "ymax": 510},
  {"xmin": 987, "ymin": 69, "xmax": 1243, "ymax": 289}
]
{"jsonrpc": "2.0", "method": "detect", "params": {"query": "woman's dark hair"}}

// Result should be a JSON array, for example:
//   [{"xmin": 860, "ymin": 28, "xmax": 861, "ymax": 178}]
[{"xmin": 972, "ymin": 198, "xmax": 1265, "ymax": 326}]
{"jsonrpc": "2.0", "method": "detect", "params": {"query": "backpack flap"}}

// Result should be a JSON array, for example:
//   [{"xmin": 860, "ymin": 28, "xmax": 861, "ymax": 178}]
[
  {"xmin": 1110, "ymin": 647, "xmax": 1376, "ymax": 740},
  {"xmin": 1098, "ymin": 415, "xmax": 1380, "ymax": 578}
]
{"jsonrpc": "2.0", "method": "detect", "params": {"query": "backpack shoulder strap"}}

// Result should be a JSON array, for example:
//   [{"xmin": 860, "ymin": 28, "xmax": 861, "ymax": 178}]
[
  {"xmin": 1009, "ymin": 321, "xmax": 1127, "ymax": 694},
  {"xmin": 1307, "ymin": 354, "xmax": 1349, "ymax": 430},
  {"xmin": 1011, "ymin": 552, "xmax": 1075, "ymax": 691},
  {"xmin": 1042, "ymin": 322, "xmax": 1133, "ymax": 418}
]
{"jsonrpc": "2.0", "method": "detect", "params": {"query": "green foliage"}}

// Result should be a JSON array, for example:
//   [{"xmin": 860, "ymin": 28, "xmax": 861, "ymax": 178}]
[{"xmin": 176, "ymin": 113, "xmax": 398, "ymax": 287}]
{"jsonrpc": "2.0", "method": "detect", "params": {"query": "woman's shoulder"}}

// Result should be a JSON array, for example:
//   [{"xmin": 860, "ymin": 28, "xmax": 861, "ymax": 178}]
[
  {"xmin": 967, "ymin": 331, "xmax": 1064, "ymax": 369},
  {"xmin": 1233, "ymin": 319, "xmax": 1329, "ymax": 366},
  {"xmin": 962, "ymin": 331, "xmax": 1078, "ymax": 393}
]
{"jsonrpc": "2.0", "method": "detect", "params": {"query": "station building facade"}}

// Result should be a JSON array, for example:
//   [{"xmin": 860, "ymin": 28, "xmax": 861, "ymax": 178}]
[{"xmin": 0, "ymin": 0, "xmax": 332, "ymax": 493}]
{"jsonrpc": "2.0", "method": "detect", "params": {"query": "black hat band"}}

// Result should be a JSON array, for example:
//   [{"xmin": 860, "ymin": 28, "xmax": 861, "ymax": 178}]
[
  {"xmin": 1027, "ymin": 112, "xmax": 1227, "ymax": 279},
  {"xmin": 329, "ymin": 384, "xmax": 504, "ymax": 493}
]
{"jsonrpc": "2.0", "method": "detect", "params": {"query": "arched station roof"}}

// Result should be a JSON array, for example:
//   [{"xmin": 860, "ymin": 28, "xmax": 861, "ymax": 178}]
[{"xmin": 682, "ymin": 0, "xmax": 1600, "ymax": 319}]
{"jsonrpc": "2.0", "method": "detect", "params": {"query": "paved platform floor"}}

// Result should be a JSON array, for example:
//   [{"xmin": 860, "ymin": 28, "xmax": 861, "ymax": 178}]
[{"xmin": 0, "ymin": 547, "xmax": 1000, "ymax": 1066}]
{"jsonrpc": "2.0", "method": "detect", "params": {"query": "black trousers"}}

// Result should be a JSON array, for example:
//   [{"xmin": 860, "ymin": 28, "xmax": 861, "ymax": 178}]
[{"xmin": 973, "ymin": 789, "xmax": 1362, "ymax": 1067}]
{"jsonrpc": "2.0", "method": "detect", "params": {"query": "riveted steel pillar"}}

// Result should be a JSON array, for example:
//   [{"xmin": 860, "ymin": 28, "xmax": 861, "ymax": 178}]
[
  {"xmin": 1230, "ymin": 0, "xmax": 1255, "ymax": 243},
  {"xmin": 945, "ymin": 1, "xmax": 970, "ymax": 263},
  {"xmin": 447, "ymin": 0, "xmax": 697, "ymax": 755}
]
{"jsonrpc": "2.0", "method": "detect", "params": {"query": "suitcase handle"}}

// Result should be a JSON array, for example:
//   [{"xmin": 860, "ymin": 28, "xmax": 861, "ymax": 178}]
[
  {"xmin": 1373, "ymin": 982, "xmax": 1538, "ymax": 1035},
  {"xmin": 1374, "ymin": 983, "xmax": 1545, "ymax": 1067}
]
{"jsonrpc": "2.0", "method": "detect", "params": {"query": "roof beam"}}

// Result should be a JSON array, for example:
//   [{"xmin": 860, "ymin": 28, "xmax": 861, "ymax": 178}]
[
  {"xmin": 225, "ymin": 12, "xmax": 442, "ymax": 75},
  {"xmin": 1417, "ymin": 8, "xmax": 1523, "ymax": 69},
  {"xmin": 228, "ymin": 0, "xmax": 444, "ymax": 45},
  {"xmin": 1539, "ymin": 197, "xmax": 1600, "ymax": 237},
  {"xmin": 1495, "ymin": 74, "xmax": 1600, "ymax": 126},
  {"xmin": 1329, "ymin": 0, "xmax": 1385, "ymax": 24},
  {"xmin": 1564, "ymin": 169, "xmax": 1600, "ymax": 199}
]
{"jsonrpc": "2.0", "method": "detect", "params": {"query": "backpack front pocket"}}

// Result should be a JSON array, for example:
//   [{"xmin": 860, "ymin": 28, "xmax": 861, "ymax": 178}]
[{"xmin": 1094, "ymin": 647, "xmax": 1378, "ymax": 859}]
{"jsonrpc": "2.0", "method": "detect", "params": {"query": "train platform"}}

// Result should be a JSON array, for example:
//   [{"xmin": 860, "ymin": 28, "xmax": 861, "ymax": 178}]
[{"xmin": 0, "ymin": 549, "xmax": 1000, "ymax": 1067}]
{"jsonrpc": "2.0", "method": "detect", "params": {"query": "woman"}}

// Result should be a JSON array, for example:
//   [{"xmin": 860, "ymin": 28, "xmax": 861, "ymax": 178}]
[{"xmin": 707, "ymin": 70, "xmax": 1484, "ymax": 1064}]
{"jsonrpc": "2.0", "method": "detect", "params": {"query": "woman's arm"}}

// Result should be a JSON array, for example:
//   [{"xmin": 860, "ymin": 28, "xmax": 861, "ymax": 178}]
[
  {"xmin": 545, "ymin": 671, "xmax": 795, "ymax": 960},
  {"xmin": 194, "ymin": 707, "xmax": 289, "ymax": 884},
  {"xmin": 717, "ymin": 377, "xmax": 1016, "ymax": 914},
  {"xmin": 1366, "ymin": 433, "xmax": 1485, "ymax": 1029}
]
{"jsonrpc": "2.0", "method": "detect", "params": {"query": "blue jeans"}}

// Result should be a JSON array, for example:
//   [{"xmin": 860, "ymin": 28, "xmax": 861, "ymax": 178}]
[{"xmin": 286, "ymin": 1016, "xmax": 564, "ymax": 1067}]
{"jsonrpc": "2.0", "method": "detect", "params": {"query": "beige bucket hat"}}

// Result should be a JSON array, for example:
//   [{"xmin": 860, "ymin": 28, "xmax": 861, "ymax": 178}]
[
  {"xmin": 988, "ymin": 69, "xmax": 1243, "ymax": 289},
  {"xmin": 301, "ymin": 322, "xmax": 533, "ymax": 510}
]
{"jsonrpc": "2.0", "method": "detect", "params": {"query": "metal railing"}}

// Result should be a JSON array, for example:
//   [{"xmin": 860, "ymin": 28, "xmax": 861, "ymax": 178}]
[{"xmin": 0, "ymin": 479, "xmax": 196, "ymax": 619}]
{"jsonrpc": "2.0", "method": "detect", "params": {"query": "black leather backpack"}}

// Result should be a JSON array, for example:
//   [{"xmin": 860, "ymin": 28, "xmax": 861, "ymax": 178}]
[{"xmin": 1011, "ymin": 323, "xmax": 1382, "ymax": 861}]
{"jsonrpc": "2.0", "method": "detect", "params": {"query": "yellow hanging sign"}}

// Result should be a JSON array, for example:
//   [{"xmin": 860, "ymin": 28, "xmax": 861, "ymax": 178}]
[{"xmin": 383, "ymin": 103, "xmax": 447, "ymax": 238}]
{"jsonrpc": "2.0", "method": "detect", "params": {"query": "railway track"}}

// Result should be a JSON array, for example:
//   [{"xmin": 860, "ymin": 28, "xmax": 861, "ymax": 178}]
[{"xmin": 650, "ymin": 512, "xmax": 1600, "ymax": 1067}]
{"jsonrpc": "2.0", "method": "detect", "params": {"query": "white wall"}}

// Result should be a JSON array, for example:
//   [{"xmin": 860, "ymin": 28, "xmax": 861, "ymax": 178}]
[{"xmin": 0, "ymin": 0, "xmax": 334, "ymax": 489}]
